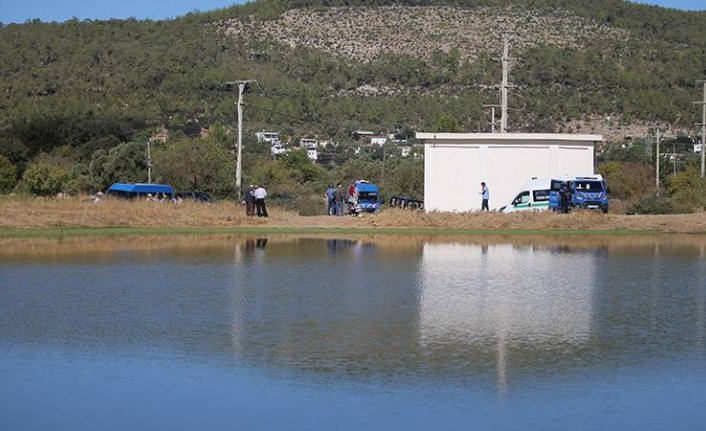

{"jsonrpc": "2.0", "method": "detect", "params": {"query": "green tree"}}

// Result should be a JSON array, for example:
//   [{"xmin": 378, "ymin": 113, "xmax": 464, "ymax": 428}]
[
  {"xmin": 89, "ymin": 142, "xmax": 148, "ymax": 191},
  {"xmin": 279, "ymin": 148, "xmax": 324, "ymax": 184},
  {"xmin": 153, "ymin": 134, "xmax": 236, "ymax": 198},
  {"xmin": 432, "ymin": 114, "xmax": 463, "ymax": 132},
  {"xmin": 666, "ymin": 166, "xmax": 706, "ymax": 212},
  {"xmin": 0, "ymin": 155, "xmax": 17, "ymax": 193},
  {"xmin": 19, "ymin": 158, "xmax": 71, "ymax": 196}
]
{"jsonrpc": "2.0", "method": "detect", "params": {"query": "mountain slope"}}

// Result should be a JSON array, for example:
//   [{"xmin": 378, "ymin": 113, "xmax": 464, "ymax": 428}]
[{"xmin": 1, "ymin": 0, "xmax": 705, "ymax": 166}]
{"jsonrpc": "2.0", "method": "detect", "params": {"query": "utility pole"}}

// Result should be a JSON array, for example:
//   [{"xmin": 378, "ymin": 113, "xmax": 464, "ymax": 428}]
[
  {"xmin": 695, "ymin": 80, "xmax": 706, "ymax": 178},
  {"xmin": 482, "ymin": 104, "xmax": 501, "ymax": 133},
  {"xmin": 500, "ymin": 36, "xmax": 514, "ymax": 134},
  {"xmin": 655, "ymin": 128, "xmax": 661, "ymax": 195},
  {"xmin": 226, "ymin": 80, "xmax": 256, "ymax": 200},
  {"xmin": 146, "ymin": 139, "xmax": 152, "ymax": 184}
]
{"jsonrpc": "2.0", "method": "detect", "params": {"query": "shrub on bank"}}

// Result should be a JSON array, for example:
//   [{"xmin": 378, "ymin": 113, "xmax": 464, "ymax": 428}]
[{"xmin": 627, "ymin": 195, "xmax": 675, "ymax": 215}]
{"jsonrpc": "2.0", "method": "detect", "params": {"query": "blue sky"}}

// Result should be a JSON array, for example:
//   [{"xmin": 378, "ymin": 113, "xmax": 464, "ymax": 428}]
[{"xmin": 0, "ymin": 0, "xmax": 703, "ymax": 24}]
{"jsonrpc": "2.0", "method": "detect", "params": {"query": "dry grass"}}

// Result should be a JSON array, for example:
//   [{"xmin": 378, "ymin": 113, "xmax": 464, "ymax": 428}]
[{"xmin": 2, "ymin": 196, "xmax": 706, "ymax": 234}]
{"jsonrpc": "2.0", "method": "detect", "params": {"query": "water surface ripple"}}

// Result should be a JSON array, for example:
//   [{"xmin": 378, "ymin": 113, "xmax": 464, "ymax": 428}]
[{"xmin": 1, "ymin": 235, "xmax": 705, "ymax": 430}]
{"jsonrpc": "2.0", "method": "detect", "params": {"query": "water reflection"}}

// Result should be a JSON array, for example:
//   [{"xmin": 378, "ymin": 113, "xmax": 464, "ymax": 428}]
[{"xmin": 1, "ymin": 234, "xmax": 705, "ymax": 388}]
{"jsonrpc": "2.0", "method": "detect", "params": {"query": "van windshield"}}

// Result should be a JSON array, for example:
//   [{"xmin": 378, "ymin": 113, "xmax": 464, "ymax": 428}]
[
  {"xmin": 358, "ymin": 192, "xmax": 378, "ymax": 202},
  {"xmin": 574, "ymin": 181, "xmax": 604, "ymax": 192}
]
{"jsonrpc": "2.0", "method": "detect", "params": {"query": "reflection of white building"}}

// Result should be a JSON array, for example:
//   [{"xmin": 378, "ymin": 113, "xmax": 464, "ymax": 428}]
[{"xmin": 419, "ymin": 243, "xmax": 595, "ymax": 346}]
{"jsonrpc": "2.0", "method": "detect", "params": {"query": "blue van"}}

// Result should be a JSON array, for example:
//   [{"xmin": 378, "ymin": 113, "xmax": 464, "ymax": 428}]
[
  {"xmin": 548, "ymin": 175, "xmax": 609, "ymax": 213},
  {"xmin": 106, "ymin": 182, "xmax": 174, "ymax": 199},
  {"xmin": 352, "ymin": 181, "xmax": 382, "ymax": 214}
]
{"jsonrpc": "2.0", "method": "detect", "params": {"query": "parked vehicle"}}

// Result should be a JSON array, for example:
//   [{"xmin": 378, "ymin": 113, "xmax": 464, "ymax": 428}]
[
  {"xmin": 389, "ymin": 195, "xmax": 424, "ymax": 210},
  {"xmin": 548, "ymin": 175, "xmax": 609, "ymax": 213},
  {"xmin": 106, "ymin": 182, "xmax": 173, "ymax": 199},
  {"xmin": 175, "ymin": 191, "xmax": 214, "ymax": 203},
  {"xmin": 350, "ymin": 181, "xmax": 382, "ymax": 214},
  {"xmin": 499, "ymin": 178, "xmax": 552, "ymax": 213}
]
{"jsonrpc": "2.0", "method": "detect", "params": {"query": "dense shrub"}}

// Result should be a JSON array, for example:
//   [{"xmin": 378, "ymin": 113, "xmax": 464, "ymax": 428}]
[
  {"xmin": 627, "ymin": 195, "xmax": 675, "ymax": 215},
  {"xmin": 0, "ymin": 156, "xmax": 17, "ymax": 193}
]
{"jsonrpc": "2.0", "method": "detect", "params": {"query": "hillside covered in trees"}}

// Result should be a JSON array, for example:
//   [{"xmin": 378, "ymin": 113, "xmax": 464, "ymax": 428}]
[{"xmin": 1, "ymin": 0, "xmax": 705, "ymax": 212}]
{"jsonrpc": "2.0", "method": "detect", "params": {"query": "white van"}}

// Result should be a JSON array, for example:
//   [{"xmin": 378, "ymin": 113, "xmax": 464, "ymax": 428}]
[{"xmin": 499, "ymin": 178, "xmax": 552, "ymax": 213}]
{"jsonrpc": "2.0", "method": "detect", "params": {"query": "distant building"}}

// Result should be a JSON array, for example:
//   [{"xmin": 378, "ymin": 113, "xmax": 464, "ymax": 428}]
[
  {"xmin": 370, "ymin": 135, "xmax": 389, "ymax": 146},
  {"xmin": 300, "ymin": 138, "xmax": 318, "ymax": 149},
  {"xmin": 399, "ymin": 146, "xmax": 412, "ymax": 157},
  {"xmin": 416, "ymin": 132, "xmax": 602, "ymax": 212},
  {"xmin": 256, "ymin": 131, "xmax": 280, "ymax": 144},
  {"xmin": 270, "ymin": 143, "xmax": 287, "ymax": 156},
  {"xmin": 307, "ymin": 148, "xmax": 318, "ymax": 161},
  {"xmin": 352, "ymin": 130, "xmax": 374, "ymax": 140}
]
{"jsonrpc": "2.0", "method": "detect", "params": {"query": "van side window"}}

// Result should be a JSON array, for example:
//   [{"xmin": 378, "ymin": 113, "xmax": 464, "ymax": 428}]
[
  {"xmin": 513, "ymin": 191, "xmax": 530, "ymax": 205},
  {"xmin": 533, "ymin": 190, "xmax": 550, "ymax": 202}
]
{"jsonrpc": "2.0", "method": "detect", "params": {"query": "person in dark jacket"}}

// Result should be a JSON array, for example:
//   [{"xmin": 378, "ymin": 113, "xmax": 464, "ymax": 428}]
[
  {"xmin": 244, "ymin": 184, "xmax": 256, "ymax": 216},
  {"xmin": 325, "ymin": 185, "xmax": 336, "ymax": 216},
  {"xmin": 560, "ymin": 181, "xmax": 572, "ymax": 214}
]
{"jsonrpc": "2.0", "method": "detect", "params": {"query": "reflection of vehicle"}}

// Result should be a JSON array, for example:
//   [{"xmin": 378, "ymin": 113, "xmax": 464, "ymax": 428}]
[
  {"xmin": 389, "ymin": 195, "xmax": 424, "ymax": 210},
  {"xmin": 351, "ymin": 181, "xmax": 382, "ymax": 214},
  {"xmin": 176, "ymin": 191, "xmax": 214, "ymax": 203},
  {"xmin": 106, "ymin": 182, "xmax": 173, "ymax": 199},
  {"xmin": 549, "ymin": 175, "xmax": 609, "ymax": 213},
  {"xmin": 500, "ymin": 178, "xmax": 551, "ymax": 213}
]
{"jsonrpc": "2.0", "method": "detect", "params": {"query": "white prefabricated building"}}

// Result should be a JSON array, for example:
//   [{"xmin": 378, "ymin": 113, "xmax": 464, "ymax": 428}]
[{"xmin": 416, "ymin": 133, "xmax": 603, "ymax": 212}]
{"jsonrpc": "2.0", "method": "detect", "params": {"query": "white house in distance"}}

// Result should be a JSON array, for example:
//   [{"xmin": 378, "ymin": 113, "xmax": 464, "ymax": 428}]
[{"xmin": 416, "ymin": 132, "xmax": 603, "ymax": 212}]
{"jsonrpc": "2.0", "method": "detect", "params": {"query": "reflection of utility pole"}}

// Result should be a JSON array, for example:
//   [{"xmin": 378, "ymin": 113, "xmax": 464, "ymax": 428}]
[
  {"xmin": 226, "ymin": 80, "xmax": 257, "ymax": 200},
  {"xmin": 482, "ymin": 104, "xmax": 501, "ymax": 133},
  {"xmin": 695, "ymin": 80, "xmax": 706, "ymax": 178},
  {"xmin": 146, "ymin": 139, "xmax": 152, "ymax": 184}
]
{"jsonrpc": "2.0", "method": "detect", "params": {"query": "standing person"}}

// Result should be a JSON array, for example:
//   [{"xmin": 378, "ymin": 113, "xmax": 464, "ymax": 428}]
[
  {"xmin": 560, "ymin": 181, "xmax": 572, "ymax": 214},
  {"xmin": 244, "ymin": 184, "xmax": 256, "ymax": 216},
  {"xmin": 325, "ymin": 185, "xmax": 336, "ymax": 216},
  {"xmin": 335, "ymin": 184, "xmax": 345, "ymax": 216},
  {"xmin": 480, "ymin": 182, "xmax": 490, "ymax": 211},
  {"xmin": 253, "ymin": 184, "xmax": 268, "ymax": 217}
]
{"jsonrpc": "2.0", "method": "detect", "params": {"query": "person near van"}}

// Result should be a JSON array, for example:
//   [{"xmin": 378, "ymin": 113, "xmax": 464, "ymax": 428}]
[
  {"xmin": 244, "ymin": 184, "xmax": 256, "ymax": 217},
  {"xmin": 480, "ymin": 182, "xmax": 490, "ymax": 211},
  {"xmin": 560, "ymin": 181, "xmax": 572, "ymax": 214},
  {"xmin": 335, "ymin": 184, "xmax": 345, "ymax": 216},
  {"xmin": 325, "ymin": 185, "xmax": 336, "ymax": 216},
  {"xmin": 253, "ymin": 184, "xmax": 268, "ymax": 217}
]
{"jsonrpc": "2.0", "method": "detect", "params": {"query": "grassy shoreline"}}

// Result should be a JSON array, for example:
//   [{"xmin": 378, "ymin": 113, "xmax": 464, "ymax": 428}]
[
  {"xmin": 2, "ymin": 197, "xmax": 706, "ymax": 237},
  {"xmin": 0, "ymin": 225, "xmax": 659, "ymax": 238}
]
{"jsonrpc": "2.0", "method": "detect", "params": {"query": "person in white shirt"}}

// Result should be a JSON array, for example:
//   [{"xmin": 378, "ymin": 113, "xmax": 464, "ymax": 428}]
[
  {"xmin": 253, "ymin": 184, "xmax": 268, "ymax": 217},
  {"xmin": 480, "ymin": 182, "xmax": 489, "ymax": 211}
]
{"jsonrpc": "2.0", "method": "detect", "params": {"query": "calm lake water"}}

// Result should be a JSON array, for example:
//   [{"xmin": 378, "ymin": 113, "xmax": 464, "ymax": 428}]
[{"xmin": 1, "ymin": 234, "xmax": 705, "ymax": 430}]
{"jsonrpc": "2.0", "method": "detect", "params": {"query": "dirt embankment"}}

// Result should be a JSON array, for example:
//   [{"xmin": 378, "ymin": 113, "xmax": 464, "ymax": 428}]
[{"xmin": 2, "ymin": 197, "xmax": 706, "ymax": 234}]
